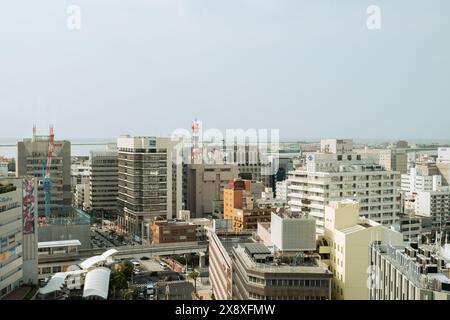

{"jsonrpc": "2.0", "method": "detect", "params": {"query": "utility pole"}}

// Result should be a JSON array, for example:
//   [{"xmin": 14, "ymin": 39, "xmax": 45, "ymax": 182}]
[{"xmin": 185, "ymin": 253, "xmax": 188, "ymax": 278}]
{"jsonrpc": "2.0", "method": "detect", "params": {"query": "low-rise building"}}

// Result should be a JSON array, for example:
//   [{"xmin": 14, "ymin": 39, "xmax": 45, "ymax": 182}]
[{"xmin": 150, "ymin": 220, "xmax": 197, "ymax": 244}]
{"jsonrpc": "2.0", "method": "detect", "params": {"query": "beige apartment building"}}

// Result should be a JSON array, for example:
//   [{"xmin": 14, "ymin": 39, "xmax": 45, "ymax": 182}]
[{"xmin": 319, "ymin": 200, "xmax": 403, "ymax": 300}]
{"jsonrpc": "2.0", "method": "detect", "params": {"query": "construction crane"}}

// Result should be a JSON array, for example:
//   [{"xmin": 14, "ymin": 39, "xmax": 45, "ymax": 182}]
[{"xmin": 42, "ymin": 126, "xmax": 56, "ymax": 220}]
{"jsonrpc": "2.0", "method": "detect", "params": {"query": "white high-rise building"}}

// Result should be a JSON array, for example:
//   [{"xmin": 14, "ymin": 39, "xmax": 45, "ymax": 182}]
[
  {"xmin": 401, "ymin": 167, "xmax": 442, "ymax": 192},
  {"xmin": 414, "ymin": 189, "xmax": 450, "ymax": 229},
  {"xmin": 287, "ymin": 139, "xmax": 401, "ymax": 234}
]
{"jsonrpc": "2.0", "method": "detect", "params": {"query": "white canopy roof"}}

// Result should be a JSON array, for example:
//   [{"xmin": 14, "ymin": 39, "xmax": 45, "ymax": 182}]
[
  {"xmin": 79, "ymin": 248, "xmax": 118, "ymax": 270},
  {"xmin": 82, "ymin": 267, "xmax": 111, "ymax": 299},
  {"xmin": 38, "ymin": 269, "xmax": 85, "ymax": 295}
]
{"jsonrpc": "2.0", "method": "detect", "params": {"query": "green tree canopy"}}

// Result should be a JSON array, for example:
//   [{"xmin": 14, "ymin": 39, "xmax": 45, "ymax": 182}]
[{"xmin": 120, "ymin": 261, "xmax": 134, "ymax": 280}]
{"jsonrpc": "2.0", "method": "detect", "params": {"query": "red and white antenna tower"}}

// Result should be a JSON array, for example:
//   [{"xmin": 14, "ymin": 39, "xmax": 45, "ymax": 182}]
[{"xmin": 191, "ymin": 119, "xmax": 202, "ymax": 164}]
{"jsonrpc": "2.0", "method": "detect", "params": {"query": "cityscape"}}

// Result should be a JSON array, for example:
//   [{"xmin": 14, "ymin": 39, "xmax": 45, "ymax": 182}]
[
  {"xmin": 1, "ymin": 1, "xmax": 450, "ymax": 305},
  {"xmin": 1, "ymin": 134, "xmax": 450, "ymax": 301}
]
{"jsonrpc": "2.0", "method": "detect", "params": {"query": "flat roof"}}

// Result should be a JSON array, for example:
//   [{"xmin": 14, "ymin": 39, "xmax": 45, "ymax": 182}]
[
  {"xmin": 243, "ymin": 243, "xmax": 271, "ymax": 255},
  {"xmin": 38, "ymin": 240, "xmax": 82, "ymax": 249}
]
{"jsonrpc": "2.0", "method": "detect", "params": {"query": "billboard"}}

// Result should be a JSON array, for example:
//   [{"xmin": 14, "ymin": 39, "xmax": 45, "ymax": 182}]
[{"xmin": 22, "ymin": 176, "xmax": 36, "ymax": 235}]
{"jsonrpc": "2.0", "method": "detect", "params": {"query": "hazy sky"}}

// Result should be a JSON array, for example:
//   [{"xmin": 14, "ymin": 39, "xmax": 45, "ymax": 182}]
[{"xmin": 1, "ymin": 0, "xmax": 449, "ymax": 140}]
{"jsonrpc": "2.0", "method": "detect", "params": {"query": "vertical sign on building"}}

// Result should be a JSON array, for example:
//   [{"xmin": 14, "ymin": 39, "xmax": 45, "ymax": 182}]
[{"xmin": 22, "ymin": 176, "xmax": 36, "ymax": 234}]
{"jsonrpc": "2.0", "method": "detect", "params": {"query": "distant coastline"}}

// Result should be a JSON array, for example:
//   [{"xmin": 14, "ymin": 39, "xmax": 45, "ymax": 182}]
[
  {"xmin": 1, "ymin": 137, "xmax": 449, "ymax": 159},
  {"xmin": 0, "ymin": 138, "xmax": 115, "ymax": 158}
]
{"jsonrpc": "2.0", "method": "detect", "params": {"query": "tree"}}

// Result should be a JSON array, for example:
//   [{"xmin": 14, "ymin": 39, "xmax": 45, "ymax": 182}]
[
  {"xmin": 109, "ymin": 271, "xmax": 128, "ymax": 299},
  {"xmin": 120, "ymin": 261, "xmax": 134, "ymax": 280},
  {"xmin": 122, "ymin": 288, "xmax": 137, "ymax": 300},
  {"xmin": 188, "ymin": 271, "xmax": 200, "ymax": 293}
]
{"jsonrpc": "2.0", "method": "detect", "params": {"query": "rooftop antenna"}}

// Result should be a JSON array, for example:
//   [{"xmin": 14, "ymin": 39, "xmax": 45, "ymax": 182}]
[{"xmin": 191, "ymin": 118, "xmax": 201, "ymax": 164}]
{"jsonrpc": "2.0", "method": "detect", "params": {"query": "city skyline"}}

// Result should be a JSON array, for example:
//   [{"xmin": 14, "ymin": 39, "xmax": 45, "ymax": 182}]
[{"xmin": 1, "ymin": 0, "xmax": 450, "ymax": 304}]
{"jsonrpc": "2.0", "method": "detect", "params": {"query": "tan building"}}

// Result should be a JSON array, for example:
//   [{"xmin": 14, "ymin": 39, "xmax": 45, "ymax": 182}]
[
  {"xmin": 184, "ymin": 163, "xmax": 238, "ymax": 218},
  {"xmin": 224, "ymin": 180, "xmax": 283, "ymax": 231},
  {"xmin": 319, "ymin": 200, "xmax": 403, "ymax": 300},
  {"xmin": 356, "ymin": 147, "xmax": 408, "ymax": 174}
]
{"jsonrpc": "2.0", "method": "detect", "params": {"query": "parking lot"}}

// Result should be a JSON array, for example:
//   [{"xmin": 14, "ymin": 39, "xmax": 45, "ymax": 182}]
[{"xmin": 90, "ymin": 226, "xmax": 138, "ymax": 249}]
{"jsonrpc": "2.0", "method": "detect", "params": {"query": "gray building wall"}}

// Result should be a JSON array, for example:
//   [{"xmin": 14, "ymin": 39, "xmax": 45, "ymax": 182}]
[
  {"xmin": 16, "ymin": 137, "xmax": 71, "ymax": 217},
  {"xmin": 38, "ymin": 224, "xmax": 91, "ymax": 249}
]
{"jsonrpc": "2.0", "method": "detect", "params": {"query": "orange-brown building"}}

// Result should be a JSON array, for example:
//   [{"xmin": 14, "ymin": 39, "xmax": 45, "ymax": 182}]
[
  {"xmin": 150, "ymin": 220, "xmax": 196, "ymax": 244},
  {"xmin": 223, "ymin": 179, "xmax": 274, "ymax": 231}
]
